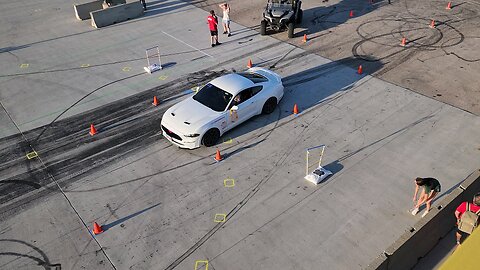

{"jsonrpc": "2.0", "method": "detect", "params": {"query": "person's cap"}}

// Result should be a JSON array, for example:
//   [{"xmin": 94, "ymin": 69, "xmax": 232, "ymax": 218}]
[{"xmin": 473, "ymin": 192, "xmax": 480, "ymax": 205}]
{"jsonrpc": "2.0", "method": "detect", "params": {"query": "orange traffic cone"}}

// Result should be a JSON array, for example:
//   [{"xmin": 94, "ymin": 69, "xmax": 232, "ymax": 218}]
[
  {"xmin": 400, "ymin": 37, "xmax": 406, "ymax": 47},
  {"xmin": 446, "ymin": 2, "xmax": 451, "ymax": 9},
  {"xmin": 215, "ymin": 149, "xmax": 223, "ymax": 161},
  {"xmin": 349, "ymin": 10, "xmax": 354, "ymax": 17},
  {"xmin": 303, "ymin": 34, "xmax": 307, "ymax": 43},
  {"xmin": 429, "ymin": 20, "xmax": 435, "ymax": 28},
  {"xmin": 152, "ymin": 96, "xmax": 159, "ymax": 106},
  {"xmin": 357, "ymin": 65, "xmax": 363, "ymax": 75},
  {"xmin": 293, "ymin": 104, "xmax": 299, "ymax": 114},
  {"xmin": 92, "ymin": 222, "xmax": 103, "ymax": 235},
  {"xmin": 247, "ymin": 59, "xmax": 253, "ymax": 68},
  {"xmin": 89, "ymin": 124, "xmax": 97, "ymax": 136}
]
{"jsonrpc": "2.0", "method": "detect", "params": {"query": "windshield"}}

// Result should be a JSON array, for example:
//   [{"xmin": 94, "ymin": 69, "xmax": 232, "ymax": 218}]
[{"xmin": 193, "ymin": 83, "xmax": 233, "ymax": 112}]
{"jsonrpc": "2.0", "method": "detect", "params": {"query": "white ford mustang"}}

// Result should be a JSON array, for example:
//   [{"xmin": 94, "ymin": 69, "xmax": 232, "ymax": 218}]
[{"xmin": 161, "ymin": 67, "xmax": 284, "ymax": 149}]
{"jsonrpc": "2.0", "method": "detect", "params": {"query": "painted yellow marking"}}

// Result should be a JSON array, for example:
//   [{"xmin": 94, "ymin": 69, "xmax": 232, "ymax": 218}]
[
  {"xmin": 194, "ymin": 260, "xmax": 209, "ymax": 270},
  {"xmin": 158, "ymin": 75, "xmax": 168, "ymax": 80},
  {"xmin": 26, "ymin": 151, "xmax": 38, "ymax": 160},
  {"xmin": 81, "ymin": 64, "xmax": 90, "ymax": 68},
  {"xmin": 224, "ymin": 178, "xmax": 235, "ymax": 187},
  {"xmin": 192, "ymin": 86, "xmax": 200, "ymax": 93},
  {"xmin": 214, "ymin": 213, "xmax": 226, "ymax": 223},
  {"xmin": 122, "ymin": 67, "xmax": 131, "ymax": 72},
  {"xmin": 20, "ymin": 64, "xmax": 29, "ymax": 68},
  {"xmin": 223, "ymin": 138, "xmax": 233, "ymax": 144}
]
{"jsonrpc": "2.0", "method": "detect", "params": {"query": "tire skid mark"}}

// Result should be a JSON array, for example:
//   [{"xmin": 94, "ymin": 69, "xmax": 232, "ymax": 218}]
[{"xmin": 0, "ymin": 70, "xmax": 227, "ymax": 216}]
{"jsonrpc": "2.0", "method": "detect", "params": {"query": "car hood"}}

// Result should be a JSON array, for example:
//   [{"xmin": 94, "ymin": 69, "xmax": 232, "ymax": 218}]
[
  {"xmin": 266, "ymin": 4, "xmax": 292, "ymax": 17},
  {"xmin": 162, "ymin": 97, "xmax": 221, "ymax": 134}
]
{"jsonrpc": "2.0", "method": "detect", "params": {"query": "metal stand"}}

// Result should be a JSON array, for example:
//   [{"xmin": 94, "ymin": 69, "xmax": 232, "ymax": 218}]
[{"xmin": 144, "ymin": 46, "xmax": 162, "ymax": 74}]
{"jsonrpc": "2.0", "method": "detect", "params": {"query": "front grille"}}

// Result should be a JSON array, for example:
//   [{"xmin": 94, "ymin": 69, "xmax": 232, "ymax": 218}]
[{"xmin": 161, "ymin": 125, "xmax": 182, "ymax": 141}]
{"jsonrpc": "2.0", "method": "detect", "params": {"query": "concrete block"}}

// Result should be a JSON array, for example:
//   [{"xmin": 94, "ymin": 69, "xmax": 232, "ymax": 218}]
[
  {"xmin": 384, "ymin": 229, "xmax": 418, "ymax": 270},
  {"xmin": 460, "ymin": 169, "xmax": 480, "ymax": 198},
  {"xmin": 102, "ymin": 0, "xmax": 127, "ymax": 9},
  {"xmin": 73, "ymin": 0, "xmax": 103, "ymax": 20},
  {"xmin": 365, "ymin": 253, "xmax": 388, "ymax": 270},
  {"xmin": 110, "ymin": 0, "xmax": 127, "ymax": 5},
  {"xmin": 90, "ymin": 2, "xmax": 143, "ymax": 28}
]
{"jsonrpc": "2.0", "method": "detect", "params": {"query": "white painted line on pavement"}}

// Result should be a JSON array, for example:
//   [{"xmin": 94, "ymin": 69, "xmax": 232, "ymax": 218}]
[{"xmin": 161, "ymin": 31, "xmax": 214, "ymax": 59}]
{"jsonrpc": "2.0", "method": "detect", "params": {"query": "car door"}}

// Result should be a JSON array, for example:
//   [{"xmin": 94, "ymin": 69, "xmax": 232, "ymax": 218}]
[
  {"xmin": 227, "ymin": 86, "xmax": 263, "ymax": 129},
  {"xmin": 249, "ymin": 85, "xmax": 264, "ymax": 113}
]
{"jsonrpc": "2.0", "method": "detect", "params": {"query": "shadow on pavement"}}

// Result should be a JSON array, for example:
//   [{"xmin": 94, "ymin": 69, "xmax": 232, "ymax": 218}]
[{"xmin": 102, "ymin": 202, "xmax": 161, "ymax": 231}]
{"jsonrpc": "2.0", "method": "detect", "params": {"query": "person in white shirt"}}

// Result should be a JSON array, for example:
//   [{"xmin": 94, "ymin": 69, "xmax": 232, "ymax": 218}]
[{"xmin": 219, "ymin": 3, "xmax": 231, "ymax": 37}]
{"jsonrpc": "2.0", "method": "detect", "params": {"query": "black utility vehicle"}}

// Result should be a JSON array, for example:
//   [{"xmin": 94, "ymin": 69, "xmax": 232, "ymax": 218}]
[{"xmin": 260, "ymin": 0, "xmax": 303, "ymax": 38}]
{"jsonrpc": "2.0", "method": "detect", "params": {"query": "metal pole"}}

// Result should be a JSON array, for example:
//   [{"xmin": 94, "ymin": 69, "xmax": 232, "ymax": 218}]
[{"xmin": 306, "ymin": 150, "xmax": 309, "ymax": 176}]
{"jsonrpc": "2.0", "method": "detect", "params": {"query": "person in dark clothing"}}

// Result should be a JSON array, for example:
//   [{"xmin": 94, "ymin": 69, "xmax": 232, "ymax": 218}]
[
  {"xmin": 140, "ymin": 0, "xmax": 146, "ymax": 10},
  {"xmin": 411, "ymin": 177, "xmax": 441, "ymax": 217}
]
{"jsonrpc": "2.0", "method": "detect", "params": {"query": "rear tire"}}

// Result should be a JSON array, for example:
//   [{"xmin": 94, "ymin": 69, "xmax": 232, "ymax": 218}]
[
  {"xmin": 287, "ymin": 22, "xmax": 294, "ymax": 38},
  {"xmin": 202, "ymin": 128, "xmax": 220, "ymax": 147},
  {"xmin": 262, "ymin": 97, "xmax": 277, "ymax": 114},
  {"xmin": 260, "ymin": 20, "xmax": 267, "ymax": 36}
]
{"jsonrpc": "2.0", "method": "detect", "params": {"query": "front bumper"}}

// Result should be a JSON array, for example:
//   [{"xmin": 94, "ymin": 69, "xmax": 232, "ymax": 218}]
[{"xmin": 161, "ymin": 124, "xmax": 200, "ymax": 149}]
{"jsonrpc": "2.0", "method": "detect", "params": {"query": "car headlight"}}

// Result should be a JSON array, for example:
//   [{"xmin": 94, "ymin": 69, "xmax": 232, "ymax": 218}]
[{"xmin": 184, "ymin": 133, "xmax": 200, "ymax": 138}]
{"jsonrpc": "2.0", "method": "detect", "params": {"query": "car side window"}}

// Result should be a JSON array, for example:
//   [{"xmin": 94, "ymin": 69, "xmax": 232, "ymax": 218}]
[
  {"xmin": 251, "ymin": 86, "xmax": 263, "ymax": 96},
  {"xmin": 229, "ymin": 89, "xmax": 252, "ymax": 109},
  {"xmin": 229, "ymin": 86, "xmax": 264, "ymax": 109}
]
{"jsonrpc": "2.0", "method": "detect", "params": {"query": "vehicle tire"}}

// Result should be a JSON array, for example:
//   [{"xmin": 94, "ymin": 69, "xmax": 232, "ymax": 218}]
[
  {"xmin": 262, "ymin": 97, "xmax": 277, "ymax": 114},
  {"xmin": 202, "ymin": 128, "xmax": 220, "ymax": 147},
  {"xmin": 296, "ymin": 9, "xmax": 303, "ymax": 24},
  {"xmin": 260, "ymin": 20, "xmax": 267, "ymax": 36},
  {"xmin": 287, "ymin": 22, "xmax": 294, "ymax": 38}
]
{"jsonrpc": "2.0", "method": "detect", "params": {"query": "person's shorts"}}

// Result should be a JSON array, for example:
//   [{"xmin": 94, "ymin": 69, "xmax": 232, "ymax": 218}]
[
  {"xmin": 424, "ymin": 183, "xmax": 441, "ymax": 194},
  {"xmin": 456, "ymin": 227, "xmax": 470, "ymax": 237},
  {"xmin": 210, "ymin": 30, "xmax": 218, "ymax": 36},
  {"xmin": 223, "ymin": 18, "xmax": 230, "ymax": 24}
]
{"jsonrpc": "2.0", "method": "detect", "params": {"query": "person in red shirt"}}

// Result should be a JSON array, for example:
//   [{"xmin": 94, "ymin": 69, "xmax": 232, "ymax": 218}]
[
  {"xmin": 455, "ymin": 192, "xmax": 480, "ymax": 245},
  {"xmin": 207, "ymin": 10, "xmax": 221, "ymax": 47}
]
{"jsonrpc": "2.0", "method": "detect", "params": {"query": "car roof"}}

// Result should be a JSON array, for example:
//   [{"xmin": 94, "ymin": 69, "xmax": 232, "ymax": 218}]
[{"xmin": 210, "ymin": 73, "xmax": 255, "ymax": 96}]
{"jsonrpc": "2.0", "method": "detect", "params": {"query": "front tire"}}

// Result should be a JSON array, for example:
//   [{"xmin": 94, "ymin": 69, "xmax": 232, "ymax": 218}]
[
  {"xmin": 287, "ymin": 22, "xmax": 294, "ymax": 38},
  {"xmin": 260, "ymin": 20, "xmax": 267, "ymax": 36},
  {"xmin": 202, "ymin": 128, "xmax": 220, "ymax": 147},
  {"xmin": 262, "ymin": 97, "xmax": 277, "ymax": 114}
]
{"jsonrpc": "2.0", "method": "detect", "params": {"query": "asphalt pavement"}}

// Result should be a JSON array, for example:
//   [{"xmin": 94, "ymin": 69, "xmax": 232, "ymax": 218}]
[{"xmin": 0, "ymin": 0, "xmax": 479, "ymax": 269}]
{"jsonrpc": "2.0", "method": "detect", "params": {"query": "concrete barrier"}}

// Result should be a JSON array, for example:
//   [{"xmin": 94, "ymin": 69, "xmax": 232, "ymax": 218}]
[
  {"xmin": 74, "ymin": 1, "xmax": 103, "ymax": 20},
  {"xmin": 366, "ymin": 169, "xmax": 480, "ymax": 270},
  {"xmin": 102, "ymin": 0, "xmax": 128, "ymax": 9},
  {"xmin": 90, "ymin": 1, "xmax": 143, "ymax": 28}
]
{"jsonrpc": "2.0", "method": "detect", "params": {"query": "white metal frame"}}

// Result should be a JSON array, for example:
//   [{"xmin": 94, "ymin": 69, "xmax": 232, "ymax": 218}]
[
  {"xmin": 305, "ymin": 144, "xmax": 325, "ymax": 177},
  {"xmin": 144, "ymin": 46, "xmax": 162, "ymax": 73}
]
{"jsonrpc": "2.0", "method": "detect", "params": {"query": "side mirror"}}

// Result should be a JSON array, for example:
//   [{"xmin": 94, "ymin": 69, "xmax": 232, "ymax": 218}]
[{"xmin": 231, "ymin": 105, "xmax": 239, "ymax": 111}]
